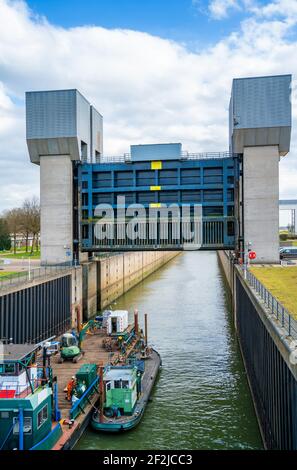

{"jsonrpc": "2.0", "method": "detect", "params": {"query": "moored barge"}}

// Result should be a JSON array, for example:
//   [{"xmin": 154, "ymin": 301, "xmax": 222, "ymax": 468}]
[
  {"xmin": 0, "ymin": 309, "xmax": 159, "ymax": 449},
  {"xmin": 91, "ymin": 348, "xmax": 161, "ymax": 432}
]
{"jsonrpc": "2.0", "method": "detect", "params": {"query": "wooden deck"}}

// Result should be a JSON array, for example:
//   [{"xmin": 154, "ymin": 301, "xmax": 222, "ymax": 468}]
[
  {"xmin": 47, "ymin": 327, "xmax": 150, "ymax": 448},
  {"xmin": 51, "ymin": 330, "xmax": 110, "ymax": 419}
]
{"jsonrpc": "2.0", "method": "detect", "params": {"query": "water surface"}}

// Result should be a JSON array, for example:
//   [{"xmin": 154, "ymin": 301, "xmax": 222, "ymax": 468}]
[{"xmin": 76, "ymin": 252, "xmax": 262, "ymax": 450}]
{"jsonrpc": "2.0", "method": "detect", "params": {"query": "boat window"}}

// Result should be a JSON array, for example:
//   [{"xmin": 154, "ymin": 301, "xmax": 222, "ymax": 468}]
[
  {"xmin": 114, "ymin": 380, "xmax": 121, "ymax": 389},
  {"xmin": 4, "ymin": 363, "xmax": 15, "ymax": 374},
  {"xmin": 37, "ymin": 404, "xmax": 48, "ymax": 429},
  {"xmin": 106, "ymin": 381, "xmax": 111, "ymax": 392},
  {"xmin": 13, "ymin": 417, "xmax": 32, "ymax": 435},
  {"xmin": 62, "ymin": 335, "xmax": 77, "ymax": 347},
  {"xmin": 111, "ymin": 317, "xmax": 117, "ymax": 333},
  {"xmin": 122, "ymin": 380, "xmax": 129, "ymax": 389}
]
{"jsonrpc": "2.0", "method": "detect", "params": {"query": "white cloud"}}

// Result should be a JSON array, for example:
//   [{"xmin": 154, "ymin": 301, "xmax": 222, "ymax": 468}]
[
  {"xmin": 251, "ymin": 0, "xmax": 297, "ymax": 20},
  {"xmin": 0, "ymin": 0, "xmax": 296, "ymax": 213},
  {"xmin": 208, "ymin": 0, "xmax": 241, "ymax": 19},
  {"xmin": 207, "ymin": 0, "xmax": 297, "ymax": 22}
]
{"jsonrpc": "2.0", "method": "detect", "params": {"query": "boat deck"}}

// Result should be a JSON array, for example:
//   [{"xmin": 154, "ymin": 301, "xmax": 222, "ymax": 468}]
[
  {"xmin": 45, "ymin": 326, "xmax": 157, "ymax": 447},
  {"xmin": 51, "ymin": 330, "xmax": 110, "ymax": 419},
  {"xmin": 93, "ymin": 349, "xmax": 161, "ymax": 427}
]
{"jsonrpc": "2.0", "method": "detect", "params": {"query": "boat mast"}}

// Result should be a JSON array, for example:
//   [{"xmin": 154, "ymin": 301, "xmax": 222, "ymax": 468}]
[
  {"xmin": 134, "ymin": 309, "xmax": 139, "ymax": 336},
  {"xmin": 144, "ymin": 313, "xmax": 148, "ymax": 346},
  {"xmin": 99, "ymin": 365, "xmax": 104, "ymax": 423}
]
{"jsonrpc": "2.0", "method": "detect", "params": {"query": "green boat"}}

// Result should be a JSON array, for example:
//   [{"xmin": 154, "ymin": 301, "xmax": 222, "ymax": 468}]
[
  {"xmin": 91, "ymin": 348, "xmax": 161, "ymax": 432},
  {"xmin": 0, "ymin": 342, "xmax": 62, "ymax": 450}
]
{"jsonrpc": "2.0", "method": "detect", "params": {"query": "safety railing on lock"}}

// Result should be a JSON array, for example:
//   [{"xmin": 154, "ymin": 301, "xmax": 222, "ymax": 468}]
[
  {"xmin": 0, "ymin": 262, "xmax": 73, "ymax": 291},
  {"xmin": 98, "ymin": 151, "xmax": 233, "ymax": 164},
  {"xmin": 244, "ymin": 268, "xmax": 297, "ymax": 340}
]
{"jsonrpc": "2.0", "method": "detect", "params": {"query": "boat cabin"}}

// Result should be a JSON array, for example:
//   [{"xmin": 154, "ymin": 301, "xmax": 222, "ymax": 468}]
[
  {"xmin": 61, "ymin": 332, "xmax": 78, "ymax": 348},
  {"xmin": 0, "ymin": 343, "xmax": 53, "ymax": 450},
  {"xmin": 107, "ymin": 310, "xmax": 129, "ymax": 336},
  {"xmin": 0, "ymin": 344, "xmax": 40, "ymax": 398},
  {"xmin": 103, "ymin": 366, "xmax": 138, "ymax": 414}
]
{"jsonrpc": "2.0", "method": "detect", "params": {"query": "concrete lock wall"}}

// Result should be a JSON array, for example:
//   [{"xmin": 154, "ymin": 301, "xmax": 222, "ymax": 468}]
[
  {"xmin": 0, "ymin": 273, "xmax": 72, "ymax": 343},
  {"xmin": 97, "ymin": 251, "xmax": 179, "ymax": 311},
  {"xmin": 235, "ymin": 274, "xmax": 297, "ymax": 449},
  {"xmin": 218, "ymin": 250, "xmax": 297, "ymax": 449},
  {"xmin": 71, "ymin": 265, "xmax": 83, "ymax": 329},
  {"xmin": 81, "ymin": 262, "xmax": 98, "ymax": 320}
]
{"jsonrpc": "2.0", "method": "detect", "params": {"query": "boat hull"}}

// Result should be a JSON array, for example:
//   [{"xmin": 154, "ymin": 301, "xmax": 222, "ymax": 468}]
[
  {"xmin": 91, "ymin": 411, "xmax": 143, "ymax": 433},
  {"xmin": 91, "ymin": 349, "xmax": 161, "ymax": 433}
]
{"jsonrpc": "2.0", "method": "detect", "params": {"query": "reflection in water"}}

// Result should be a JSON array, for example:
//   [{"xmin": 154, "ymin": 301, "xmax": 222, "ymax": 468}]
[{"xmin": 76, "ymin": 252, "xmax": 262, "ymax": 450}]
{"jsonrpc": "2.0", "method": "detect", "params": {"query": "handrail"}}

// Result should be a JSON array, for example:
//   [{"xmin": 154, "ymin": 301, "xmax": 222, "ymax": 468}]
[
  {"xmin": 0, "ymin": 263, "xmax": 73, "ymax": 291},
  {"xmin": 97, "ymin": 151, "xmax": 234, "ymax": 164},
  {"xmin": 0, "ymin": 376, "xmax": 47, "ymax": 398},
  {"xmin": 69, "ymin": 376, "xmax": 99, "ymax": 420},
  {"xmin": 242, "ymin": 267, "xmax": 297, "ymax": 339},
  {"xmin": 29, "ymin": 422, "xmax": 62, "ymax": 450}
]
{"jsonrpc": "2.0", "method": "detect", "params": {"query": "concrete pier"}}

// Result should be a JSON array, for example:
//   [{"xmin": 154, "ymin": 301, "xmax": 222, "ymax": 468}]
[
  {"xmin": 40, "ymin": 155, "xmax": 74, "ymax": 265},
  {"xmin": 243, "ymin": 145, "xmax": 280, "ymax": 263}
]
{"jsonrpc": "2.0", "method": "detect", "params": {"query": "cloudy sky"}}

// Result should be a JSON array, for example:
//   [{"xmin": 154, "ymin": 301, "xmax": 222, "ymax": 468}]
[{"xmin": 0, "ymin": 0, "xmax": 296, "ymax": 225}]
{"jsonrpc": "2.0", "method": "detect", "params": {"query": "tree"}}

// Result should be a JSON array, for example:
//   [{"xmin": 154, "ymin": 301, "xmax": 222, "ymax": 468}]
[
  {"xmin": 2, "ymin": 197, "xmax": 40, "ymax": 255},
  {"xmin": 19, "ymin": 197, "xmax": 40, "ymax": 253},
  {"xmin": 27, "ymin": 197, "xmax": 40, "ymax": 253},
  {"xmin": 0, "ymin": 218, "xmax": 11, "ymax": 251},
  {"xmin": 19, "ymin": 199, "xmax": 31, "ymax": 252},
  {"xmin": 4, "ymin": 208, "xmax": 22, "ymax": 253}
]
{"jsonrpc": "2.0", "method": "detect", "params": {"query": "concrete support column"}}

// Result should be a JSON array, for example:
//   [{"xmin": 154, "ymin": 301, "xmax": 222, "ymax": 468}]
[
  {"xmin": 243, "ymin": 145, "xmax": 279, "ymax": 264},
  {"xmin": 40, "ymin": 155, "xmax": 73, "ymax": 265}
]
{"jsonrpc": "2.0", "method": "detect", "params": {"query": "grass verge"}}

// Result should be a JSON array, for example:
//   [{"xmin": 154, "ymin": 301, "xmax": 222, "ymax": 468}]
[
  {"xmin": 0, "ymin": 250, "xmax": 40, "ymax": 259},
  {"xmin": 250, "ymin": 266, "xmax": 297, "ymax": 320},
  {"xmin": 0, "ymin": 271, "xmax": 25, "ymax": 279}
]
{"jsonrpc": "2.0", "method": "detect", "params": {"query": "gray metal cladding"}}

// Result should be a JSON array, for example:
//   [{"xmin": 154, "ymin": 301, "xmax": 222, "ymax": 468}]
[
  {"xmin": 26, "ymin": 89, "xmax": 103, "ymax": 163},
  {"xmin": 229, "ymin": 75, "xmax": 292, "ymax": 154},
  {"xmin": 76, "ymin": 91, "xmax": 91, "ymax": 152},
  {"xmin": 26, "ymin": 90, "xmax": 77, "ymax": 139},
  {"xmin": 91, "ymin": 106, "xmax": 103, "ymax": 160},
  {"xmin": 231, "ymin": 75, "xmax": 291, "ymax": 130},
  {"xmin": 0, "ymin": 276, "xmax": 71, "ymax": 343},
  {"xmin": 130, "ymin": 143, "xmax": 182, "ymax": 161}
]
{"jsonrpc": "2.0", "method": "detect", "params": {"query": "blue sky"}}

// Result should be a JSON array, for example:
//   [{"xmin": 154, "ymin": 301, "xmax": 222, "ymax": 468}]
[{"xmin": 26, "ymin": 0, "xmax": 252, "ymax": 47}]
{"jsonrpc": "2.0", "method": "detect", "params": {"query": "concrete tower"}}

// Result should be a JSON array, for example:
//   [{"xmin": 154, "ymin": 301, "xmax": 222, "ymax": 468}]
[
  {"xmin": 26, "ymin": 89, "xmax": 103, "ymax": 265},
  {"xmin": 229, "ymin": 75, "xmax": 292, "ymax": 263}
]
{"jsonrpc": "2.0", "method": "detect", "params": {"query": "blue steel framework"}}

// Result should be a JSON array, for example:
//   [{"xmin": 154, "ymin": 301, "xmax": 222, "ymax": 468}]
[{"xmin": 78, "ymin": 154, "xmax": 240, "ymax": 251}]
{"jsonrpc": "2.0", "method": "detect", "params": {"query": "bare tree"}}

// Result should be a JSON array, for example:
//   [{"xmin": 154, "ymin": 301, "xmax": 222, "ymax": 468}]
[
  {"xmin": 4, "ymin": 208, "xmax": 23, "ymax": 254},
  {"xmin": 28, "ymin": 197, "xmax": 40, "ymax": 253},
  {"xmin": 19, "ymin": 197, "xmax": 40, "ymax": 253},
  {"xmin": 3, "ymin": 197, "xmax": 40, "ymax": 254},
  {"xmin": 0, "ymin": 218, "xmax": 11, "ymax": 251},
  {"xmin": 20, "ymin": 199, "xmax": 32, "ymax": 252}
]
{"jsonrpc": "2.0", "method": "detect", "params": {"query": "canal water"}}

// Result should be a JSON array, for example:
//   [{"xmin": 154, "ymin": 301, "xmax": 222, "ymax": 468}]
[{"xmin": 76, "ymin": 252, "xmax": 263, "ymax": 450}]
